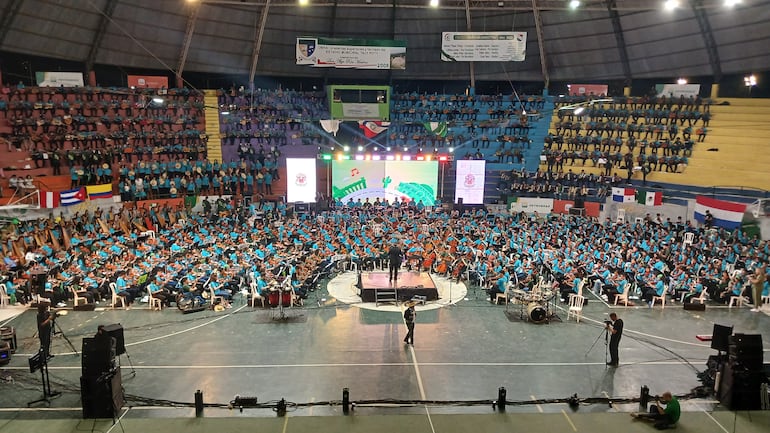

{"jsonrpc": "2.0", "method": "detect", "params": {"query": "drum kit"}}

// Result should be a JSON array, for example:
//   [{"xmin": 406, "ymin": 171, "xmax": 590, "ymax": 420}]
[{"xmin": 509, "ymin": 287, "xmax": 558, "ymax": 324}]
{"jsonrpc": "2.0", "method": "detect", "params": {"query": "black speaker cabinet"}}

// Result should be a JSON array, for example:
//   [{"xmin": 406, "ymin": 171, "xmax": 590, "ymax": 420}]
[
  {"xmin": 101, "ymin": 324, "xmax": 125, "ymax": 356},
  {"xmin": 81, "ymin": 337, "xmax": 115, "ymax": 377},
  {"xmin": 81, "ymin": 369, "xmax": 123, "ymax": 419},
  {"xmin": 728, "ymin": 334, "xmax": 763, "ymax": 371},
  {"xmin": 574, "ymin": 198, "xmax": 585, "ymax": 209},
  {"xmin": 718, "ymin": 362, "xmax": 765, "ymax": 410},
  {"xmin": 683, "ymin": 302, "xmax": 706, "ymax": 311}
]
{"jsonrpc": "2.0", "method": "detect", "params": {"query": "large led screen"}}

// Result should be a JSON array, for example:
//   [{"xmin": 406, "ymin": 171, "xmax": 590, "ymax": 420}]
[
  {"xmin": 332, "ymin": 160, "xmax": 438, "ymax": 205},
  {"xmin": 286, "ymin": 158, "xmax": 317, "ymax": 203},
  {"xmin": 454, "ymin": 160, "xmax": 486, "ymax": 204}
]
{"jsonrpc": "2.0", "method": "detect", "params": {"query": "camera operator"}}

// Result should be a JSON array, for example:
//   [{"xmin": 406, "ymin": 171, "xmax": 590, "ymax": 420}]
[
  {"xmin": 631, "ymin": 391, "xmax": 680, "ymax": 428},
  {"xmin": 605, "ymin": 312, "xmax": 623, "ymax": 367},
  {"xmin": 37, "ymin": 301, "xmax": 55, "ymax": 356}
]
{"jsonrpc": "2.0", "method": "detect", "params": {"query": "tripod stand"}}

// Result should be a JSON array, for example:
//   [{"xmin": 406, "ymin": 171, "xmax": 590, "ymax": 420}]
[
  {"xmin": 585, "ymin": 325, "xmax": 609, "ymax": 365},
  {"xmin": 52, "ymin": 318, "xmax": 78, "ymax": 355}
]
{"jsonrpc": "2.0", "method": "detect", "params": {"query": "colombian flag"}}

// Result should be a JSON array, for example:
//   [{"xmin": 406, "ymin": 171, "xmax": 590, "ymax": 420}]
[{"xmin": 86, "ymin": 183, "xmax": 114, "ymax": 200}]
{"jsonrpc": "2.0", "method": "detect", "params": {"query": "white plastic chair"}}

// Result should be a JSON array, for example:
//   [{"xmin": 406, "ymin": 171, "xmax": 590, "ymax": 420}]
[
  {"xmin": 682, "ymin": 232, "xmax": 695, "ymax": 247},
  {"xmin": 613, "ymin": 286, "xmax": 630, "ymax": 306},
  {"xmin": 567, "ymin": 294, "xmax": 585, "ymax": 323},
  {"xmin": 249, "ymin": 281, "xmax": 265, "ymax": 307},
  {"xmin": 651, "ymin": 287, "xmax": 667, "ymax": 308},
  {"xmin": 71, "ymin": 286, "xmax": 89, "ymax": 307},
  {"xmin": 147, "ymin": 286, "xmax": 162, "ymax": 311},
  {"xmin": 728, "ymin": 287, "xmax": 748, "ymax": 308},
  {"xmin": 0, "ymin": 286, "xmax": 10, "ymax": 307},
  {"xmin": 110, "ymin": 282, "xmax": 126, "ymax": 309}
]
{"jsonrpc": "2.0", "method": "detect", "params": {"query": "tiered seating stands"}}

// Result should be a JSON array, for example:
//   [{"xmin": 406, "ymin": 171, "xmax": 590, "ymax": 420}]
[
  {"xmin": 540, "ymin": 95, "xmax": 712, "ymax": 183},
  {"xmin": 0, "ymin": 84, "xmax": 207, "ymax": 202}
]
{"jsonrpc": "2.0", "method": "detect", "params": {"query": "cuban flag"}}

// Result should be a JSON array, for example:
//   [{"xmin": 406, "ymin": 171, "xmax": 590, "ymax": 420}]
[
  {"xmin": 611, "ymin": 187, "xmax": 636, "ymax": 203},
  {"xmin": 694, "ymin": 196, "xmax": 747, "ymax": 230},
  {"xmin": 60, "ymin": 187, "xmax": 86, "ymax": 206}
]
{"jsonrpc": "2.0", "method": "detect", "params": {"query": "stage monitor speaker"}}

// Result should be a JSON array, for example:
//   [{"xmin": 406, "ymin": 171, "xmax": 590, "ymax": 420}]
[
  {"xmin": 81, "ymin": 337, "xmax": 115, "ymax": 378},
  {"xmin": 683, "ymin": 302, "xmax": 706, "ymax": 311},
  {"xmin": 0, "ymin": 326, "xmax": 17, "ymax": 352},
  {"xmin": 711, "ymin": 324, "xmax": 733, "ymax": 352},
  {"xmin": 73, "ymin": 304, "xmax": 96, "ymax": 312},
  {"xmin": 574, "ymin": 198, "xmax": 585, "ymax": 209},
  {"xmin": 0, "ymin": 342, "xmax": 10, "ymax": 365},
  {"xmin": 101, "ymin": 324, "xmax": 125, "ymax": 356},
  {"xmin": 81, "ymin": 369, "xmax": 123, "ymax": 419}
]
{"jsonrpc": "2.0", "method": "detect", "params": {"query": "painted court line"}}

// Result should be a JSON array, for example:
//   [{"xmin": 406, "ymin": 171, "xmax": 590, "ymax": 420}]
[
  {"xmin": 701, "ymin": 409, "xmax": 730, "ymax": 433},
  {"xmin": 530, "ymin": 394, "xmax": 543, "ymax": 413},
  {"xmin": 561, "ymin": 409, "xmax": 578, "ymax": 432}
]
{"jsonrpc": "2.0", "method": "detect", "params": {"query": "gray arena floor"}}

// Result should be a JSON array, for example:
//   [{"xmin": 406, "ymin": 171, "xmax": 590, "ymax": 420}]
[{"xmin": 0, "ymin": 276, "xmax": 768, "ymax": 433}]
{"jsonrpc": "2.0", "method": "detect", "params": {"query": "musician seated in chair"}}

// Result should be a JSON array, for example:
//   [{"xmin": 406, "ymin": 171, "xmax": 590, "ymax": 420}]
[
  {"xmin": 559, "ymin": 268, "xmax": 584, "ymax": 302},
  {"xmin": 489, "ymin": 271, "xmax": 509, "ymax": 303}
]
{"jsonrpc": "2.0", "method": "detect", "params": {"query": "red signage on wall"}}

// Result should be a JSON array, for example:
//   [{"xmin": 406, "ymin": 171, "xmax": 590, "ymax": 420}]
[
  {"xmin": 127, "ymin": 75, "xmax": 169, "ymax": 89},
  {"xmin": 566, "ymin": 84, "xmax": 609, "ymax": 97}
]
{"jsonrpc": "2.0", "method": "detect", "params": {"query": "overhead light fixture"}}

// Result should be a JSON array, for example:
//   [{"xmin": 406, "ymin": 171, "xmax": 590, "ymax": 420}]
[
  {"xmin": 498, "ymin": 1, "xmax": 504, "ymax": 7},
  {"xmin": 744, "ymin": 75, "xmax": 757, "ymax": 87},
  {"xmin": 298, "ymin": 0, "xmax": 309, "ymax": 5},
  {"xmin": 365, "ymin": 0, "xmax": 372, "ymax": 3},
  {"xmin": 429, "ymin": 0, "xmax": 439, "ymax": 7},
  {"xmin": 343, "ymin": 145, "xmax": 350, "ymax": 152},
  {"xmin": 220, "ymin": 111, "xmax": 230, "ymax": 115},
  {"xmin": 573, "ymin": 107, "xmax": 585, "ymax": 115},
  {"xmin": 569, "ymin": 0, "xmax": 580, "ymax": 9},
  {"xmin": 152, "ymin": 97, "xmax": 164, "ymax": 104},
  {"xmin": 724, "ymin": 0, "xmax": 741, "ymax": 6},
  {"xmin": 677, "ymin": 78, "xmax": 688, "ymax": 85},
  {"xmin": 664, "ymin": 0, "xmax": 679, "ymax": 11}
]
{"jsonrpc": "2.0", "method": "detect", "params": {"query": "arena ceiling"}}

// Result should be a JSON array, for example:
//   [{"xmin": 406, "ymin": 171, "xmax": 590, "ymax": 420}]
[{"xmin": 1, "ymin": 0, "xmax": 769, "ymax": 84}]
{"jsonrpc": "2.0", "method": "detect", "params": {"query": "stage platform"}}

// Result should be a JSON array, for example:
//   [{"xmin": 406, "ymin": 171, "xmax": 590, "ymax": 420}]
[{"xmin": 358, "ymin": 271, "xmax": 439, "ymax": 303}]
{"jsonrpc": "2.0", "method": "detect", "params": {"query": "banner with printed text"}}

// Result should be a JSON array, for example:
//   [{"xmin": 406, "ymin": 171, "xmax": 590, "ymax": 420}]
[
  {"xmin": 509, "ymin": 197, "xmax": 553, "ymax": 214},
  {"xmin": 441, "ymin": 32, "xmax": 527, "ymax": 62},
  {"xmin": 296, "ymin": 37, "xmax": 406, "ymax": 70},
  {"xmin": 35, "ymin": 72, "xmax": 84, "ymax": 87},
  {"xmin": 127, "ymin": 75, "xmax": 169, "ymax": 89},
  {"xmin": 656, "ymin": 84, "xmax": 701, "ymax": 98}
]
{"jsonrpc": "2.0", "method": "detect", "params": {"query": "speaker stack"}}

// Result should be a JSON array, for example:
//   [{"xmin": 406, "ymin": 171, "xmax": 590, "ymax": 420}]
[
  {"xmin": 80, "ymin": 325, "xmax": 124, "ymax": 419},
  {"xmin": 718, "ymin": 333, "xmax": 766, "ymax": 410}
]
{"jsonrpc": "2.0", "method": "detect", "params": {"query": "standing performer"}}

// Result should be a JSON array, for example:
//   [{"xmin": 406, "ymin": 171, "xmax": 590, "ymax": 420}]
[
  {"xmin": 388, "ymin": 242, "xmax": 403, "ymax": 283},
  {"xmin": 37, "ymin": 301, "xmax": 54, "ymax": 356},
  {"xmin": 403, "ymin": 302, "xmax": 416, "ymax": 345},
  {"xmin": 606, "ymin": 312, "xmax": 623, "ymax": 367}
]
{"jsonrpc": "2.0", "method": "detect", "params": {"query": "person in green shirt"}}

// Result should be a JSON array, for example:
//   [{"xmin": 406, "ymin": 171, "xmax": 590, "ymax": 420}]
[{"xmin": 631, "ymin": 391, "xmax": 680, "ymax": 428}]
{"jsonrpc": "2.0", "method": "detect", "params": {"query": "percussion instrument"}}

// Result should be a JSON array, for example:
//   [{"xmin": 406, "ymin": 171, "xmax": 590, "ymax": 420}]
[
  {"xmin": 268, "ymin": 289, "xmax": 292, "ymax": 307},
  {"xmin": 527, "ymin": 303, "xmax": 547, "ymax": 324}
]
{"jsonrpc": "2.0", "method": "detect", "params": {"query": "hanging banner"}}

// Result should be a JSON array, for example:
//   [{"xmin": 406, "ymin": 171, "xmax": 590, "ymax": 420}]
[
  {"xmin": 567, "ymin": 84, "xmax": 609, "ymax": 96},
  {"xmin": 35, "ymin": 72, "xmax": 84, "ymax": 87},
  {"xmin": 127, "ymin": 75, "xmax": 169, "ymax": 89},
  {"xmin": 441, "ymin": 32, "xmax": 527, "ymax": 62},
  {"xmin": 509, "ymin": 197, "xmax": 554, "ymax": 214},
  {"xmin": 656, "ymin": 84, "xmax": 701, "ymax": 98},
  {"xmin": 297, "ymin": 37, "xmax": 406, "ymax": 70}
]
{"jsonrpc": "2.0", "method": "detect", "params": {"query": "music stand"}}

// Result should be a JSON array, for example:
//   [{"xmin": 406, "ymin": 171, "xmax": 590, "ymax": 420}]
[{"xmin": 27, "ymin": 350, "xmax": 60, "ymax": 406}]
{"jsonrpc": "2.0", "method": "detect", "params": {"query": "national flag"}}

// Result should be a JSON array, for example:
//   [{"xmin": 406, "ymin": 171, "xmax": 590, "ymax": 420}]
[
  {"xmin": 38, "ymin": 190, "xmax": 60, "ymax": 208},
  {"xmin": 358, "ymin": 120, "xmax": 391, "ymax": 138},
  {"xmin": 694, "ymin": 196, "xmax": 747, "ymax": 230},
  {"xmin": 423, "ymin": 121, "xmax": 448, "ymax": 138},
  {"xmin": 611, "ymin": 187, "xmax": 635, "ymax": 203},
  {"xmin": 636, "ymin": 190, "xmax": 662, "ymax": 206},
  {"xmin": 86, "ymin": 183, "xmax": 113, "ymax": 199},
  {"xmin": 60, "ymin": 187, "xmax": 86, "ymax": 206}
]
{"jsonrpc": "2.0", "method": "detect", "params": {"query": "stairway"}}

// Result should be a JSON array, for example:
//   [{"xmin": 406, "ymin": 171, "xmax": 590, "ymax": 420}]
[{"xmin": 203, "ymin": 90, "xmax": 223, "ymax": 163}]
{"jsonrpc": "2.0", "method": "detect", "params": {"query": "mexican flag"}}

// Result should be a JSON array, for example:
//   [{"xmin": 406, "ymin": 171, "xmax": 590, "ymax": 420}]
[
  {"xmin": 358, "ymin": 121, "xmax": 390, "ymax": 138},
  {"xmin": 636, "ymin": 190, "xmax": 662, "ymax": 206},
  {"xmin": 423, "ymin": 121, "xmax": 448, "ymax": 138}
]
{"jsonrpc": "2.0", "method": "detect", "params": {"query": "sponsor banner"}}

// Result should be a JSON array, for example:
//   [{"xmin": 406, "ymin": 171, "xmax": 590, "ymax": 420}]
[
  {"xmin": 286, "ymin": 158, "xmax": 317, "ymax": 203},
  {"xmin": 567, "ymin": 84, "xmax": 609, "ymax": 96},
  {"xmin": 342, "ymin": 103, "xmax": 383, "ymax": 120},
  {"xmin": 454, "ymin": 160, "xmax": 486, "ymax": 205},
  {"xmin": 296, "ymin": 37, "xmax": 406, "ymax": 70},
  {"xmin": 441, "ymin": 32, "xmax": 527, "ymax": 62},
  {"xmin": 656, "ymin": 84, "xmax": 701, "ymax": 98},
  {"xmin": 510, "ymin": 197, "xmax": 554, "ymax": 215},
  {"xmin": 694, "ymin": 196, "xmax": 746, "ymax": 230},
  {"xmin": 35, "ymin": 71, "xmax": 84, "ymax": 87},
  {"xmin": 127, "ymin": 75, "xmax": 169, "ymax": 89}
]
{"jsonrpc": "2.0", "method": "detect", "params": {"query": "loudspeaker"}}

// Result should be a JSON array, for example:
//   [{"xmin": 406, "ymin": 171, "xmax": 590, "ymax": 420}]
[
  {"xmin": 0, "ymin": 342, "xmax": 11, "ymax": 365},
  {"xmin": 718, "ymin": 362, "xmax": 765, "ymax": 410},
  {"xmin": 728, "ymin": 334, "xmax": 763, "ymax": 371},
  {"xmin": 81, "ymin": 337, "xmax": 115, "ymax": 377},
  {"xmin": 711, "ymin": 324, "xmax": 733, "ymax": 353},
  {"xmin": 574, "ymin": 198, "xmax": 585, "ymax": 209},
  {"xmin": 73, "ymin": 304, "xmax": 96, "ymax": 311},
  {"xmin": 683, "ymin": 302, "xmax": 706, "ymax": 311},
  {"xmin": 101, "ymin": 324, "xmax": 125, "ymax": 356},
  {"xmin": 81, "ymin": 369, "xmax": 123, "ymax": 419},
  {"xmin": 0, "ymin": 326, "xmax": 17, "ymax": 352}
]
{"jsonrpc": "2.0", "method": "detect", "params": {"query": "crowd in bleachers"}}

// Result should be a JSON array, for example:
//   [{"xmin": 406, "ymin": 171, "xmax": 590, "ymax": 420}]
[
  {"xmin": 1, "ymin": 201, "xmax": 767, "ymax": 314},
  {"xmin": 0, "ymin": 84, "xmax": 207, "ymax": 188},
  {"xmin": 495, "ymin": 168, "xmax": 623, "ymax": 200},
  {"xmin": 542, "ymin": 94, "xmax": 713, "ymax": 178}
]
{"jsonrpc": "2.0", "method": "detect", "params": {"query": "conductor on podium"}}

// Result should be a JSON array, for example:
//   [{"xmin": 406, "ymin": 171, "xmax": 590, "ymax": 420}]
[{"xmin": 388, "ymin": 243, "xmax": 403, "ymax": 283}]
